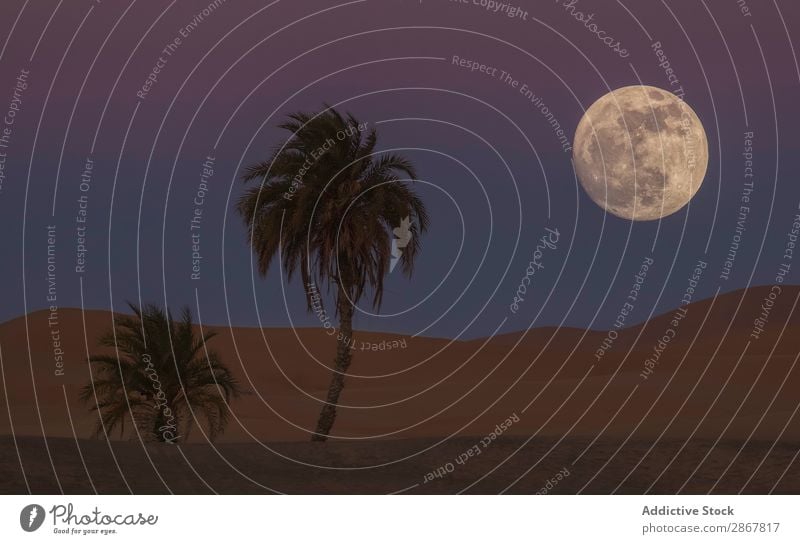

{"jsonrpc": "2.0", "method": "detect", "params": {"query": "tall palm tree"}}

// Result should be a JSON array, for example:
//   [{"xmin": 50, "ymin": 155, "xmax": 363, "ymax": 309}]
[
  {"xmin": 238, "ymin": 107, "xmax": 429, "ymax": 441},
  {"xmin": 81, "ymin": 303, "xmax": 243, "ymax": 443}
]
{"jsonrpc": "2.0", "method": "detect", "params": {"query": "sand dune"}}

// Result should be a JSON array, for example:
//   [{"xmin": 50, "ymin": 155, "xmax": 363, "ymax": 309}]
[{"xmin": 2, "ymin": 285, "xmax": 800, "ymax": 447}]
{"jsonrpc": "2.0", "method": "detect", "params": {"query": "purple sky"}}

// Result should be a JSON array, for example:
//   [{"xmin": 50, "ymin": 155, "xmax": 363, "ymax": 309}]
[{"xmin": 1, "ymin": 0, "xmax": 799, "ymax": 339}]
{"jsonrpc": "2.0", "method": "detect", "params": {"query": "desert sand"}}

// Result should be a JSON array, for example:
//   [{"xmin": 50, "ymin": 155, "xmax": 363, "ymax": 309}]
[{"xmin": 2, "ymin": 285, "xmax": 800, "ymax": 493}]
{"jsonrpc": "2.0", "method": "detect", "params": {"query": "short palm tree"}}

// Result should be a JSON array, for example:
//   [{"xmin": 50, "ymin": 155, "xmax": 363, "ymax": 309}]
[
  {"xmin": 238, "ymin": 107, "xmax": 428, "ymax": 441},
  {"xmin": 81, "ymin": 303, "xmax": 243, "ymax": 443}
]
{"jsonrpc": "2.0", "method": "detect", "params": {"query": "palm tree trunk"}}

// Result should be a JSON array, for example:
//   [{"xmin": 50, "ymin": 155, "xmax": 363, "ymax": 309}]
[{"xmin": 312, "ymin": 288, "xmax": 354, "ymax": 441}]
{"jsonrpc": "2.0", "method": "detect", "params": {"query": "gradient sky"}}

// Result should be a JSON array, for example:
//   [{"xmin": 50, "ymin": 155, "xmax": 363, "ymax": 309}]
[{"xmin": 1, "ymin": 0, "xmax": 799, "ymax": 339}]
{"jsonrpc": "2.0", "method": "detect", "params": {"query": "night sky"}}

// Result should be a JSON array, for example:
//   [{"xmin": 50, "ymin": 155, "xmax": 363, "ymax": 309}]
[{"xmin": 1, "ymin": 0, "xmax": 799, "ymax": 340}]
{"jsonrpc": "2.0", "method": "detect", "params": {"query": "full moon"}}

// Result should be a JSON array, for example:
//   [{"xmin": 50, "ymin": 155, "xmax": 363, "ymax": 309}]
[{"xmin": 573, "ymin": 85, "xmax": 709, "ymax": 221}]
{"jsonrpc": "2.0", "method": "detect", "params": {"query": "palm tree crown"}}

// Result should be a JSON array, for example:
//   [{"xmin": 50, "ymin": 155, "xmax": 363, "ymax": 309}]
[{"xmin": 81, "ymin": 303, "xmax": 243, "ymax": 443}]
